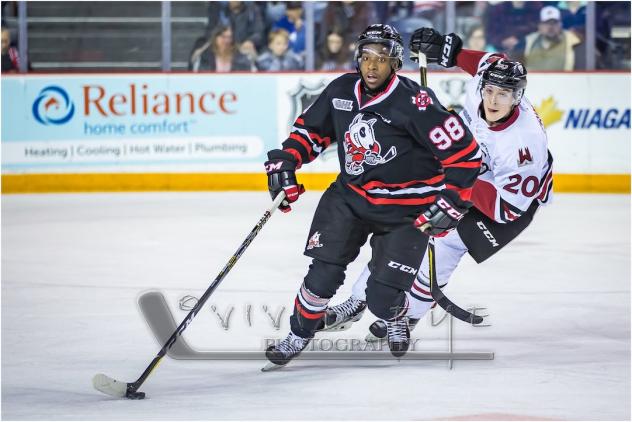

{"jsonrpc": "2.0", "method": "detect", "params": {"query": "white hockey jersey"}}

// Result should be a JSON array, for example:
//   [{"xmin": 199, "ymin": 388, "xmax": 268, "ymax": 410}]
[{"xmin": 457, "ymin": 52, "xmax": 553, "ymax": 223}]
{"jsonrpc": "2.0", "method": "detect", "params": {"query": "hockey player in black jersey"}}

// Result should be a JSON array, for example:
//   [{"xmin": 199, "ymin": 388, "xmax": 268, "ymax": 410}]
[{"xmin": 263, "ymin": 24, "xmax": 481, "ymax": 370}]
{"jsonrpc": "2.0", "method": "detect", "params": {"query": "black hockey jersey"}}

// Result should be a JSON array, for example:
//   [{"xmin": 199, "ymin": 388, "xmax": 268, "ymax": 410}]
[{"xmin": 281, "ymin": 72, "xmax": 481, "ymax": 224}]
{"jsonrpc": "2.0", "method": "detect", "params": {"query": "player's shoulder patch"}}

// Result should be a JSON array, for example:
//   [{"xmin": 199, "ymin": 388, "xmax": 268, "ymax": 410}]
[{"xmin": 411, "ymin": 89, "xmax": 434, "ymax": 111}]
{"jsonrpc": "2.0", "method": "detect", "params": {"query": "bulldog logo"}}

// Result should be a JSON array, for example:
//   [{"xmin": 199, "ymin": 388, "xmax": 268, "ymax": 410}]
[{"xmin": 343, "ymin": 114, "xmax": 397, "ymax": 175}]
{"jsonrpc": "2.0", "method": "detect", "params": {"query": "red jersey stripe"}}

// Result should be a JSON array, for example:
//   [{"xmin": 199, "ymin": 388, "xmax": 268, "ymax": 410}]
[
  {"xmin": 309, "ymin": 132, "xmax": 332, "ymax": 148},
  {"xmin": 446, "ymin": 184, "xmax": 474, "ymax": 201},
  {"xmin": 362, "ymin": 175, "xmax": 445, "ymax": 190},
  {"xmin": 443, "ymin": 160, "xmax": 481, "ymax": 169},
  {"xmin": 289, "ymin": 133, "xmax": 316, "ymax": 160},
  {"xmin": 537, "ymin": 170, "xmax": 553, "ymax": 201},
  {"xmin": 348, "ymin": 184, "xmax": 437, "ymax": 205},
  {"xmin": 441, "ymin": 139, "xmax": 479, "ymax": 165},
  {"xmin": 283, "ymin": 148, "xmax": 303, "ymax": 168}
]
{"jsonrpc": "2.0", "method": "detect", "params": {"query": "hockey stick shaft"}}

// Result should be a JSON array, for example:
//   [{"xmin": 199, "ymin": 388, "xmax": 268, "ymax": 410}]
[
  {"xmin": 418, "ymin": 52, "xmax": 428, "ymax": 88},
  {"xmin": 416, "ymin": 54, "xmax": 483, "ymax": 325},
  {"xmin": 125, "ymin": 192, "xmax": 287, "ymax": 395},
  {"xmin": 427, "ymin": 238, "xmax": 483, "ymax": 324}
]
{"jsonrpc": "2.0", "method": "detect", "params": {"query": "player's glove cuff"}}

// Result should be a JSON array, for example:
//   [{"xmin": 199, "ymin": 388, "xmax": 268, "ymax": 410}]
[
  {"xmin": 414, "ymin": 193, "xmax": 468, "ymax": 237},
  {"xmin": 264, "ymin": 149, "xmax": 304, "ymax": 213}
]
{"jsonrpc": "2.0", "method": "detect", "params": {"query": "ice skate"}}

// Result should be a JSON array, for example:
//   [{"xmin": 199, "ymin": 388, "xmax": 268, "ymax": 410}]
[
  {"xmin": 365, "ymin": 318, "xmax": 419, "ymax": 342},
  {"xmin": 319, "ymin": 297, "xmax": 367, "ymax": 332},
  {"xmin": 386, "ymin": 317, "xmax": 411, "ymax": 358},
  {"xmin": 262, "ymin": 331, "xmax": 312, "ymax": 371}
]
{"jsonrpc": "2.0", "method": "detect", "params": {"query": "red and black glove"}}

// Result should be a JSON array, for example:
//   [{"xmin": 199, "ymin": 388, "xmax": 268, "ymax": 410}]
[
  {"xmin": 409, "ymin": 27, "xmax": 463, "ymax": 68},
  {"xmin": 414, "ymin": 192, "xmax": 469, "ymax": 237},
  {"xmin": 264, "ymin": 149, "xmax": 305, "ymax": 213}
]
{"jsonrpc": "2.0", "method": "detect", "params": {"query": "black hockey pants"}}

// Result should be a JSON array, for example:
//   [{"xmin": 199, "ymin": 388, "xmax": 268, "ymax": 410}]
[{"xmin": 289, "ymin": 183, "xmax": 428, "ymax": 338}]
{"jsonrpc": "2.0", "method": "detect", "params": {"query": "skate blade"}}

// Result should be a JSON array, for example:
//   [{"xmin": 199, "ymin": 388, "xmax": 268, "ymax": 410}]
[
  {"xmin": 319, "ymin": 322, "xmax": 353, "ymax": 332},
  {"xmin": 319, "ymin": 316, "xmax": 364, "ymax": 332},
  {"xmin": 261, "ymin": 361, "xmax": 288, "ymax": 372}
]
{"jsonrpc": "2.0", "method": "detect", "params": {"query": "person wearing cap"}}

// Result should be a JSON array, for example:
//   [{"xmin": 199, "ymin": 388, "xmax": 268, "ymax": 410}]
[{"xmin": 523, "ymin": 5, "xmax": 582, "ymax": 70}]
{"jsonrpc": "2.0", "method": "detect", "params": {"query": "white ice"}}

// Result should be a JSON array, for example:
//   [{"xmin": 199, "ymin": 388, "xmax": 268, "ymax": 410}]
[{"xmin": 1, "ymin": 192, "xmax": 630, "ymax": 420}]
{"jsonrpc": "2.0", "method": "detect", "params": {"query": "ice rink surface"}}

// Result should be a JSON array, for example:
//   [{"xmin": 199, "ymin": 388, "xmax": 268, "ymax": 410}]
[{"xmin": 1, "ymin": 191, "xmax": 630, "ymax": 420}]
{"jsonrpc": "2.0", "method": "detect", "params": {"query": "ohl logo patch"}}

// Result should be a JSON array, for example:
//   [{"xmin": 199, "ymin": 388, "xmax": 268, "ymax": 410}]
[{"xmin": 32, "ymin": 86, "xmax": 75, "ymax": 125}]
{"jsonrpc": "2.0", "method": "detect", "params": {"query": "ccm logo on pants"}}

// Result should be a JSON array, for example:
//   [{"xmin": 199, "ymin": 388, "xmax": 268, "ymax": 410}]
[
  {"xmin": 476, "ymin": 221, "xmax": 499, "ymax": 247},
  {"xmin": 388, "ymin": 261, "xmax": 418, "ymax": 275}
]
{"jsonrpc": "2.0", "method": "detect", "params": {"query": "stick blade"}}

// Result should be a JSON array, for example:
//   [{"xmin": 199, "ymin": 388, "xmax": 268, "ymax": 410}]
[
  {"xmin": 261, "ymin": 362, "xmax": 287, "ymax": 372},
  {"xmin": 92, "ymin": 373, "xmax": 129, "ymax": 398}
]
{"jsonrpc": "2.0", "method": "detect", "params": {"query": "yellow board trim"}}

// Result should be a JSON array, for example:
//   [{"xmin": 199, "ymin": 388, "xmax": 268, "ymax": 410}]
[{"xmin": 1, "ymin": 173, "xmax": 630, "ymax": 194}]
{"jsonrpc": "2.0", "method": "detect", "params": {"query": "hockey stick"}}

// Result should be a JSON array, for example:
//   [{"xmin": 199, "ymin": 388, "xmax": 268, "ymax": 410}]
[
  {"xmin": 417, "ymin": 51, "xmax": 428, "ymax": 87},
  {"xmin": 427, "ymin": 238, "xmax": 483, "ymax": 325},
  {"xmin": 415, "ymin": 52, "xmax": 483, "ymax": 325},
  {"xmin": 92, "ymin": 191, "xmax": 287, "ymax": 399}
]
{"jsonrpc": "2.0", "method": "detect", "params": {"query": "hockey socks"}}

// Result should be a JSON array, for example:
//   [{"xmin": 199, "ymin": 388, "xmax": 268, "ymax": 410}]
[{"xmin": 290, "ymin": 283, "xmax": 329, "ymax": 339}]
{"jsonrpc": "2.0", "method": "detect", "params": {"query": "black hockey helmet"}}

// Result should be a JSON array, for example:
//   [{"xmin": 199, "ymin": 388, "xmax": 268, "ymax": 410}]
[
  {"xmin": 354, "ymin": 24, "xmax": 404, "ymax": 71},
  {"xmin": 481, "ymin": 58, "xmax": 527, "ymax": 103}
]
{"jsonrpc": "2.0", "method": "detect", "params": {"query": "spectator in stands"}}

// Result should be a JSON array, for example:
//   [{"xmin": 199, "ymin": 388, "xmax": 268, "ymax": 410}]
[
  {"xmin": 256, "ymin": 28, "xmax": 303, "ymax": 71},
  {"xmin": 316, "ymin": 29, "xmax": 353, "ymax": 71},
  {"xmin": 188, "ymin": 25, "xmax": 253, "ymax": 72},
  {"xmin": 1, "ymin": 28, "xmax": 19, "ymax": 72},
  {"xmin": 272, "ymin": 2, "xmax": 305, "ymax": 57},
  {"xmin": 485, "ymin": 1, "xmax": 542, "ymax": 54},
  {"xmin": 594, "ymin": 1, "xmax": 630, "ymax": 69},
  {"xmin": 318, "ymin": 1, "xmax": 349, "ymax": 45},
  {"xmin": 206, "ymin": 1, "xmax": 265, "ymax": 62},
  {"xmin": 465, "ymin": 24, "xmax": 497, "ymax": 53},
  {"xmin": 523, "ymin": 5, "xmax": 581, "ymax": 70},
  {"xmin": 318, "ymin": 2, "xmax": 376, "ymax": 48},
  {"xmin": 559, "ymin": 1, "xmax": 586, "ymax": 30},
  {"xmin": 411, "ymin": 1, "xmax": 446, "ymax": 33}
]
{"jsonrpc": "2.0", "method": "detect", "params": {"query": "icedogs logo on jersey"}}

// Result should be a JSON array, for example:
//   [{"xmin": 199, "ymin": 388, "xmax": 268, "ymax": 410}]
[
  {"xmin": 32, "ymin": 86, "xmax": 75, "ymax": 125},
  {"xmin": 306, "ymin": 231, "xmax": 324, "ymax": 250},
  {"xmin": 343, "ymin": 114, "xmax": 397, "ymax": 175}
]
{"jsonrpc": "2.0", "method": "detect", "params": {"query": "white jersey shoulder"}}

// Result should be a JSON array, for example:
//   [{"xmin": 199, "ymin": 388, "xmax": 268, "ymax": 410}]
[{"xmin": 458, "ymin": 53, "xmax": 553, "ymax": 223}]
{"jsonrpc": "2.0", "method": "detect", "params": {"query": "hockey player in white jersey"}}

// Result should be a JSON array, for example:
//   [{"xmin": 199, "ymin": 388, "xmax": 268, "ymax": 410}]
[{"xmin": 324, "ymin": 27, "xmax": 554, "ymax": 338}]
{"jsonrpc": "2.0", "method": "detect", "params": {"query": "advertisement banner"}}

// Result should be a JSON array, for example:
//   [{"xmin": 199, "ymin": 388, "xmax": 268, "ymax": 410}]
[
  {"xmin": 1, "ymin": 74, "xmax": 277, "ymax": 171},
  {"xmin": 2, "ymin": 72, "xmax": 630, "ymax": 176}
]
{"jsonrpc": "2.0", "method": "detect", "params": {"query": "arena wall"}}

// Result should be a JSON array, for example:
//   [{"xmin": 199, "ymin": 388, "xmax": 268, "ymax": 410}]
[{"xmin": 2, "ymin": 71, "xmax": 629, "ymax": 193}]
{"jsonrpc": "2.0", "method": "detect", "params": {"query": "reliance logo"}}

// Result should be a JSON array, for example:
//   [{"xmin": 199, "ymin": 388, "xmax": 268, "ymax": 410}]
[{"xmin": 32, "ymin": 86, "xmax": 76, "ymax": 125}]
